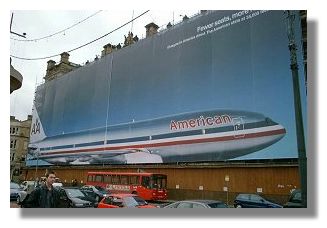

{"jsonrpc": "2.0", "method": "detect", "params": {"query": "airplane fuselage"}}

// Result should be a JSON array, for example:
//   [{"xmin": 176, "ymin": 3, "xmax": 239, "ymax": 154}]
[{"xmin": 29, "ymin": 110, "xmax": 286, "ymax": 164}]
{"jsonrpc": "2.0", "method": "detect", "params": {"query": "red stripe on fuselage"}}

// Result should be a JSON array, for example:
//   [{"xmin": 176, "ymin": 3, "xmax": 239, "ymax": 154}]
[{"xmin": 42, "ymin": 128, "xmax": 286, "ymax": 157}]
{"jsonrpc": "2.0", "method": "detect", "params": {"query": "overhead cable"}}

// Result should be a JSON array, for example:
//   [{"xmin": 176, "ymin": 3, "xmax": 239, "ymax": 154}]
[
  {"xmin": 10, "ymin": 10, "xmax": 150, "ymax": 61},
  {"xmin": 11, "ymin": 10, "xmax": 102, "ymax": 42}
]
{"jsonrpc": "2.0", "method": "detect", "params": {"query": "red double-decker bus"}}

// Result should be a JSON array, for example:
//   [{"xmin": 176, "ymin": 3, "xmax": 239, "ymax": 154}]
[{"xmin": 86, "ymin": 171, "xmax": 168, "ymax": 201}]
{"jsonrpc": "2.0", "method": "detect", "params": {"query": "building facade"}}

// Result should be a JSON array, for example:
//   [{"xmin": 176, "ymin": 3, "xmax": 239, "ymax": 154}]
[{"xmin": 10, "ymin": 115, "xmax": 32, "ymax": 182}]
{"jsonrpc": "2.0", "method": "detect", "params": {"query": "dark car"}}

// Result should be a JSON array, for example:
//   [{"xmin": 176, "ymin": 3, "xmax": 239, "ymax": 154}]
[
  {"xmin": 283, "ymin": 189, "xmax": 302, "ymax": 208},
  {"xmin": 164, "ymin": 200, "xmax": 228, "ymax": 208},
  {"xmin": 234, "ymin": 193, "xmax": 282, "ymax": 208},
  {"xmin": 80, "ymin": 185, "xmax": 110, "ymax": 202},
  {"xmin": 57, "ymin": 187, "xmax": 96, "ymax": 208}
]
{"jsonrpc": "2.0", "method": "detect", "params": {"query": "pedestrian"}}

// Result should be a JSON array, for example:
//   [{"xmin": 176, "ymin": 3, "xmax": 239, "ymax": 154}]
[
  {"xmin": 72, "ymin": 179, "xmax": 78, "ymax": 187},
  {"xmin": 21, "ymin": 170, "xmax": 61, "ymax": 208}
]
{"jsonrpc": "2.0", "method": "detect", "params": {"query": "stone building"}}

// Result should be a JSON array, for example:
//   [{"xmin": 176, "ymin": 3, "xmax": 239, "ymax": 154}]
[
  {"xmin": 10, "ymin": 115, "xmax": 32, "ymax": 182},
  {"xmin": 44, "ymin": 52, "xmax": 80, "ymax": 82}
]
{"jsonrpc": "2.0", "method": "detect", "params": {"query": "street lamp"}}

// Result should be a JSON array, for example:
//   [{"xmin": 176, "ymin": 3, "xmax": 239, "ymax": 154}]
[
  {"xmin": 28, "ymin": 144, "xmax": 39, "ymax": 181},
  {"xmin": 285, "ymin": 10, "xmax": 307, "ymax": 208}
]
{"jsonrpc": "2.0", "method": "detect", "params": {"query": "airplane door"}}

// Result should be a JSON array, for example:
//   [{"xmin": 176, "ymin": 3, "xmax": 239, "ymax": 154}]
[{"xmin": 232, "ymin": 117, "xmax": 245, "ymax": 138}]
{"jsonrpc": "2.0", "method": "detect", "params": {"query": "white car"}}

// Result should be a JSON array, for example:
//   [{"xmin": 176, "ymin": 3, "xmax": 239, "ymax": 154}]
[{"xmin": 52, "ymin": 182, "xmax": 63, "ymax": 187}]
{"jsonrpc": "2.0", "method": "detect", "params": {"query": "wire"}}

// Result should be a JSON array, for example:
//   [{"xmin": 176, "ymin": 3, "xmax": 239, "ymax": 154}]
[
  {"xmin": 11, "ymin": 10, "xmax": 102, "ymax": 42},
  {"xmin": 10, "ymin": 10, "xmax": 150, "ymax": 61}
]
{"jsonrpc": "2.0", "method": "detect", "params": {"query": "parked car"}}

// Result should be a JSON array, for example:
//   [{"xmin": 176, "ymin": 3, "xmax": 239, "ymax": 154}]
[
  {"xmin": 163, "ymin": 200, "xmax": 228, "ymax": 208},
  {"xmin": 10, "ymin": 182, "xmax": 28, "ymax": 204},
  {"xmin": 234, "ymin": 193, "xmax": 282, "ymax": 208},
  {"xmin": 97, "ymin": 193, "xmax": 156, "ymax": 208},
  {"xmin": 283, "ymin": 189, "xmax": 302, "ymax": 208},
  {"xmin": 20, "ymin": 181, "xmax": 38, "ymax": 193},
  {"xmin": 56, "ymin": 187, "xmax": 96, "ymax": 208},
  {"xmin": 80, "ymin": 185, "xmax": 110, "ymax": 202},
  {"xmin": 52, "ymin": 178, "xmax": 63, "ymax": 188}
]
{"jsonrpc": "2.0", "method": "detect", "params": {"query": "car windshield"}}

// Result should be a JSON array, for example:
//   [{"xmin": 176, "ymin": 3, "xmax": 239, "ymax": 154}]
[
  {"xmin": 123, "ymin": 196, "xmax": 147, "ymax": 207},
  {"xmin": 94, "ymin": 186, "xmax": 107, "ymax": 193},
  {"xmin": 66, "ymin": 189, "xmax": 85, "ymax": 198},
  {"xmin": 292, "ymin": 192, "xmax": 302, "ymax": 202},
  {"xmin": 10, "ymin": 182, "xmax": 20, "ymax": 189}
]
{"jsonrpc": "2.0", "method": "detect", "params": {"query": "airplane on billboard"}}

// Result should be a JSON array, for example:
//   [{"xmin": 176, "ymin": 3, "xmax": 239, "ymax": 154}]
[{"xmin": 28, "ymin": 108, "xmax": 286, "ymax": 165}]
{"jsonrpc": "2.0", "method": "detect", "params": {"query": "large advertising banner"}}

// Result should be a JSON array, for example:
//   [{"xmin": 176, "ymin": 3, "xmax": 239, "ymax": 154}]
[{"xmin": 27, "ymin": 10, "xmax": 306, "ymax": 166}]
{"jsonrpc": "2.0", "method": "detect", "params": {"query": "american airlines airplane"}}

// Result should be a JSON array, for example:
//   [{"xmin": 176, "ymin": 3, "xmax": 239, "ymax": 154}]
[{"xmin": 28, "ymin": 108, "xmax": 286, "ymax": 165}]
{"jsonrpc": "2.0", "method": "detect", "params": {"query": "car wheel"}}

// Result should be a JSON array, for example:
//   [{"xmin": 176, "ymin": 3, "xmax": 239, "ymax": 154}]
[
  {"xmin": 16, "ymin": 196, "xmax": 20, "ymax": 204},
  {"xmin": 236, "ymin": 204, "xmax": 242, "ymax": 208}
]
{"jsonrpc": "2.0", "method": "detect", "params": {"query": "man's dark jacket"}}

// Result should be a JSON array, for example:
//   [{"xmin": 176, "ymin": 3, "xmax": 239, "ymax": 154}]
[{"xmin": 21, "ymin": 184, "xmax": 61, "ymax": 208}]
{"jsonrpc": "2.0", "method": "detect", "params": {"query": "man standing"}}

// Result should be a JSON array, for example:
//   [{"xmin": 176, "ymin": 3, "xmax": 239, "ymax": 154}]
[{"xmin": 22, "ymin": 170, "xmax": 61, "ymax": 208}]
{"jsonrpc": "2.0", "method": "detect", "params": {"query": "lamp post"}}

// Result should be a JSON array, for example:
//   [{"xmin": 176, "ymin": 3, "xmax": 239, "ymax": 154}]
[
  {"xmin": 28, "ymin": 144, "xmax": 39, "ymax": 182},
  {"xmin": 285, "ymin": 10, "xmax": 307, "ymax": 208}
]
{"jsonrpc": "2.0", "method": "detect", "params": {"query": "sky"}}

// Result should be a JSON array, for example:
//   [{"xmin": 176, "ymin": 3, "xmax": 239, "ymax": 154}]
[{"xmin": 2, "ymin": 0, "xmax": 327, "ymax": 226}]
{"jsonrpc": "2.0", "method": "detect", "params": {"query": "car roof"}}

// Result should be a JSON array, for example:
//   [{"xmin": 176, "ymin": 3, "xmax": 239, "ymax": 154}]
[{"xmin": 107, "ymin": 193, "xmax": 137, "ymax": 197}]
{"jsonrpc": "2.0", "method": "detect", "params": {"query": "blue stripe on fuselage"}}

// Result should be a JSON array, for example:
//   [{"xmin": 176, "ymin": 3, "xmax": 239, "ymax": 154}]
[{"xmin": 39, "ymin": 120, "xmax": 276, "ymax": 151}]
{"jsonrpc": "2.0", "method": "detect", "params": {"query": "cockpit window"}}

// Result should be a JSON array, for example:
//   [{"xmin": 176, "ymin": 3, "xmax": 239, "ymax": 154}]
[{"xmin": 265, "ymin": 118, "xmax": 277, "ymax": 126}]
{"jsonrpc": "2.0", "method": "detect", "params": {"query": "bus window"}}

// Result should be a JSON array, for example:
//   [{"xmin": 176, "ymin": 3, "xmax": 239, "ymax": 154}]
[
  {"xmin": 112, "ymin": 175, "xmax": 120, "ymax": 184},
  {"xmin": 87, "ymin": 175, "xmax": 93, "ymax": 182},
  {"xmin": 141, "ymin": 176, "xmax": 150, "ymax": 188},
  {"xmin": 104, "ymin": 175, "xmax": 112, "ymax": 184},
  {"xmin": 130, "ymin": 176, "xmax": 139, "ymax": 185},
  {"xmin": 121, "ymin": 175, "xmax": 129, "ymax": 185},
  {"xmin": 95, "ymin": 175, "xmax": 103, "ymax": 182}
]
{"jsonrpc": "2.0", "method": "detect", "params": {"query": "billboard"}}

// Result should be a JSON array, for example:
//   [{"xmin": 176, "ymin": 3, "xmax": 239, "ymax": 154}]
[{"xmin": 27, "ymin": 10, "xmax": 306, "ymax": 166}]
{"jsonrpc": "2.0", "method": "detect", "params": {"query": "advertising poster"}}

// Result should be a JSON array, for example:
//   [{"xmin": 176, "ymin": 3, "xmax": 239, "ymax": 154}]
[{"xmin": 27, "ymin": 10, "xmax": 307, "ymax": 166}]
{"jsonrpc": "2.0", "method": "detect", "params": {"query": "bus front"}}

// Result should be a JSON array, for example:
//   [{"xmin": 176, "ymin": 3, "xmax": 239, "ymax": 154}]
[{"xmin": 149, "ymin": 174, "xmax": 168, "ymax": 201}]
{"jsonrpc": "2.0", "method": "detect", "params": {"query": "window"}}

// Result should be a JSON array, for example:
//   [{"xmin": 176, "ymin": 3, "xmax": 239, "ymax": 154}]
[
  {"xmin": 192, "ymin": 203, "xmax": 206, "ymax": 208},
  {"xmin": 104, "ymin": 175, "xmax": 112, "ymax": 183},
  {"xmin": 104, "ymin": 196, "xmax": 113, "ymax": 205},
  {"xmin": 112, "ymin": 175, "xmax": 120, "ymax": 184},
  {"xmin": 95, "ymin": 175, "xmax": 103, "ymax": 182},
  {"xmin": 11, "ymin": 153, "xmax": 15, "ymax": 161},
  {"xmin": 177, "ymin": 202, "xmax": 193, "ymax": 208},
  {"xmin": 251, "ymin": 194, "xmax": 264, "ymax": 202},
  {"xmin": 10, "ymin": 127, "xmax": 19, "ymax": 135},
  {"xmin": 130, "ymin": 176, "xmax": 139, "ymax": 185},
  {"xmin": 121, "ymin": 175, "xmax": 129, "ymax": 185},
  {"xmin": 87, "ymin": 175, "xmax": 93, "ymax": 182},
  {"xmin": 292, "ymin": 192, "xmax": 302, "ymax": 202},
  {"xmin": 10, "ymin": 140, "xmax": 17, "ymax": 149},
  {"xmin": 141, "ymin": 176, "xmax": 150, "ymax": 188}
]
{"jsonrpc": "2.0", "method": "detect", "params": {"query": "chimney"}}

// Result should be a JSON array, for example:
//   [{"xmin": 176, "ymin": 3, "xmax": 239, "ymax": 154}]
[
  {"xmin": 27, "ymin": 115, "xmax": 32, "ymax": 120},
  {"xmin": 47, "ymin": 60, "xmax": 56, "ymax": 70},
  {"xmin": 145, "ymin": 22, "xmax": 159, "ymax": 38},
  {"xmin": 60, "ymin": 52, "xmax": 70, "ymax": 64},
  {"xmin": 182, "ymin": 15, "xmax": 189, "ymax": 21},
  {"xmin": 101, "ymin": 43, "xmax": 113, "ymax": 57}
]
